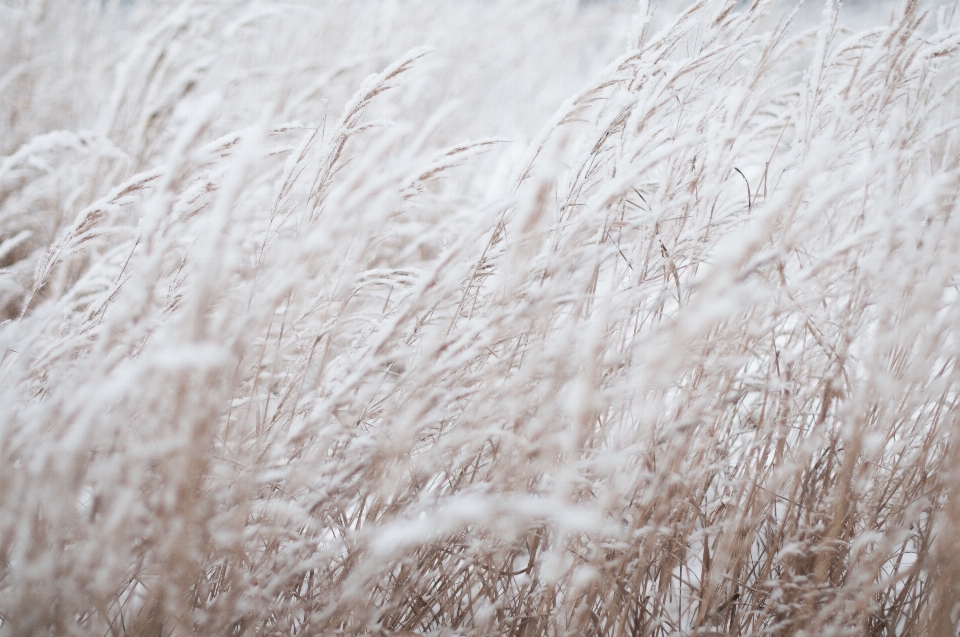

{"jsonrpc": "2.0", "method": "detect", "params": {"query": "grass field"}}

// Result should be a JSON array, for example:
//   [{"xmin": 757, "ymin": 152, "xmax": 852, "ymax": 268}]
[{"xmin": 3, "ymin": 0, "xmax": 960, "ymax": 635}]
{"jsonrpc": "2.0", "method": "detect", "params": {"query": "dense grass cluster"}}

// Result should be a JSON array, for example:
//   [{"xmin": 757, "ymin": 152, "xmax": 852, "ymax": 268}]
[{"xmin": 3, "ymin": 0, "xmax": 960, "ymax": 635}]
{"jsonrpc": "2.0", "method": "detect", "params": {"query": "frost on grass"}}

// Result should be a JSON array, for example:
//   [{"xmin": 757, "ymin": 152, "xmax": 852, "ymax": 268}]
[{"xmin": 2, "ymin": 0, "xmax": 960, "ymax": 635}]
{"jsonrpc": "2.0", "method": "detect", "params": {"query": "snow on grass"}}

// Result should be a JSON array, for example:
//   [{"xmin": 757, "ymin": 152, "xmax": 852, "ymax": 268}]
[{"xmin": 2, "ymin": 0, "xmax": 960, "ymax": 635}]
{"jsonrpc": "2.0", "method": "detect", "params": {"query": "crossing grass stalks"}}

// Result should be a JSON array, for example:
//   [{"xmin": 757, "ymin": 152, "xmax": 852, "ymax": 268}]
[{"xmin": 2, "ymin": 0, "xmax": 960, "ymax": 635}]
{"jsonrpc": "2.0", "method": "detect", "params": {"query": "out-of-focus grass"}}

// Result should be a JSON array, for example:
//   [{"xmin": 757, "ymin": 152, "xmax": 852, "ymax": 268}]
[{"xmin": 2, "ymin": 1, "xmax": 960, "ymax": 636}]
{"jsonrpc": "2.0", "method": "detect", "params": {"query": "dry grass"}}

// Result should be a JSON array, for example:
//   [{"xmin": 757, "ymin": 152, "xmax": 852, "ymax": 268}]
[{"xmin": 2, "ymin": 0, "xmax": 960, "ymax": 635}]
